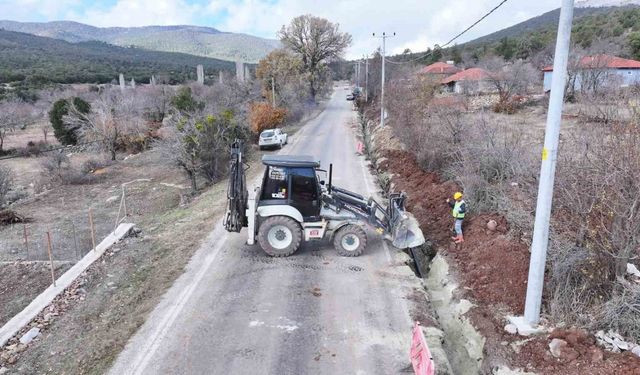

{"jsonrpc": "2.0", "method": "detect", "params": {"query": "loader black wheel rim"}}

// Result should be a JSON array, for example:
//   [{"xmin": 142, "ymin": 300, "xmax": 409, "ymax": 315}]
[
  {"xmin": 341, "ymin": 234, "xmax": 360, "ymax": 252},
  {"xmin": 267, "ymin": 225, "xmax": 293, "ymax": 250}
]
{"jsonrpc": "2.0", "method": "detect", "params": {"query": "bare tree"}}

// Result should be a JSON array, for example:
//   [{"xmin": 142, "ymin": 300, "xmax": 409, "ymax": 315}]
[
  {"xmin": 482, "ymin": 57, "xmax": 538, "ymax": 113},
  {"xmin": 0, "ymin": 100, "xmax": 36, "ymax": 152},
  {"xmin": 138, "ymin": 85, "xmax": 173, "ymax": 123},
  {"xmin": 278, "ymin": 15, "xmax": 352, "ymax": 101},
  {"xmin": 65, "ymin": 89, "xmax": 145, "ymax": 160}
]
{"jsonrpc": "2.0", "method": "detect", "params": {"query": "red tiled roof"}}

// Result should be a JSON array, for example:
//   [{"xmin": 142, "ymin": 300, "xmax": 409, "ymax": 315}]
[
  {"xmin": 542, "ymin": 54, "xmax": 640, "ymax": 71},
  {"xmin": 419, "ymin": 62, "xmax": 461, "ymax": 75},
  {"xmin": 441, "ymin": 68, "xmax": 492, "ymax": 84}
]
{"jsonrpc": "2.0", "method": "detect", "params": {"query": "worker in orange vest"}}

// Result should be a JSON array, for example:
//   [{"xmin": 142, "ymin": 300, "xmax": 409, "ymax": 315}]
[{"xmin": 446, "ymin": 192, "xmax": 466, "ymax": 243}]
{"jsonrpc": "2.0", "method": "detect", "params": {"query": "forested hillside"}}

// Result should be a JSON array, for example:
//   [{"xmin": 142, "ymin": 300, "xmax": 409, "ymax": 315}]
[
  {"xmin": 0, "ymin": 20, "xmax": 280, "ymax": 63},
  {"xmin": 0, "ymin": 29, "xmax": 235, "ymax": 85},
  {"xmin": 393, "ymin": 5, "xmax": 640, "ymax": 67}
]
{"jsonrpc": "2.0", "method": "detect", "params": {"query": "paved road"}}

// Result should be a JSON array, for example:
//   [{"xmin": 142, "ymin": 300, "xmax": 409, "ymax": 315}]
[{"xmin": 109, "ymin": 86, "xmax": 423, "ymax": 375}]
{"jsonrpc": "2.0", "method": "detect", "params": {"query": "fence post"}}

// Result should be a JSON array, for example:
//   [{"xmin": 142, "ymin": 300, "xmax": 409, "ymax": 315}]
[
  {"xmin": 123, "ymin": 186, "xmax": 127, "ymax": 218},
  {"xmin": 71, "ymin": 219, "xmax": 79, "ymax": 260},
  {"xmin": 114, "ymin": 190, "xmax": 124, "ymax": 232},
  {"xmin": 45, "ymin": 230, "xmax": 56, "ymax": 287},
  {"xmin": 23, "ymin": 223, "xmax": 29, "ymax": 261},
  {"xmin": 89, "ymin": 208, "xmax": 96, "ymax": 252}
]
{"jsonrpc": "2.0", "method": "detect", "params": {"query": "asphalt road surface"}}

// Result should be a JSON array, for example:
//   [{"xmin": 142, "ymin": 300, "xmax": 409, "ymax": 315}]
[{"xmin": 109, "ymin": 85, "xmax": 424, "ymax": 375}]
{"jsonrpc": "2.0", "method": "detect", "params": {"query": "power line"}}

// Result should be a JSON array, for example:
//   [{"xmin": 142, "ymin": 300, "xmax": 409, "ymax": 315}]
[{"xmin": 384, "ymin": 0, "xmax": 510, "ymax": 65}]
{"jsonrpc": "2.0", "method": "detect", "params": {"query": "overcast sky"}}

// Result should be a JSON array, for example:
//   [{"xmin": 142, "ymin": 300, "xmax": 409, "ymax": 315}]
[{"xmin": 0, "ymin": 0, "xmax": 567, "ymax": 58}]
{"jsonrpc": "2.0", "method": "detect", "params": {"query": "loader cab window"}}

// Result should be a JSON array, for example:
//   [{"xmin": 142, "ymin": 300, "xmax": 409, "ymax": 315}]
[
  {"xmin": 261, "ymin": 166, "xmax": 288, "ymax": 200},
  {"xmin": 290, "ymin": 167, "xmax": 320, "ymax": 220}
]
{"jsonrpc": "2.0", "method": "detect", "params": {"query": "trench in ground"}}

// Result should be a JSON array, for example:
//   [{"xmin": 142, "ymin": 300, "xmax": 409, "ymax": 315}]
[{"xmin": 409, "ymin": 243, "xmax": 486, "ymax": 374}]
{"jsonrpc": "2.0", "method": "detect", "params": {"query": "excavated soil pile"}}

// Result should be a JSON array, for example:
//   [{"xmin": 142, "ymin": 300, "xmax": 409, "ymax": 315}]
[
  {"xmin": 381, "ymin": 149, "xmax": 640, "ymax": 374},
  {"xmin": 514, "ymin": 328, "xmax": 640, "ymax": 374},
  {"xmin": 381, "ymin": 150, "xmax": 529, "ymax": 311}
]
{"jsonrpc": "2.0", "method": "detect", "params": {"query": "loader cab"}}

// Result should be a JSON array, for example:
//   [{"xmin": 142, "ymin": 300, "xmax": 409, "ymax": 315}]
[{"xmin": 259, "ymin": 155, "xmax": 322, "ymax": 221}]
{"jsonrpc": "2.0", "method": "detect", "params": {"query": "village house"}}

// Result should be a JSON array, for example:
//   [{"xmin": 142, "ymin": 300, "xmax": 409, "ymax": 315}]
[
  {"xmin": 543, "ymin": 54, "xmax": 640, "ymax": 92},
  {"xmin": 441, "ymin": 68, "xmax": 493, "ymax": 95}
]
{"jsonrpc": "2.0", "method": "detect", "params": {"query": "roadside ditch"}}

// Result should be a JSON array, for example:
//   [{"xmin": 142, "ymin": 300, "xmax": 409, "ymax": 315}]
[{"xmin": 353, "ymin": 112, "xmax": 485, "ymax": 374}]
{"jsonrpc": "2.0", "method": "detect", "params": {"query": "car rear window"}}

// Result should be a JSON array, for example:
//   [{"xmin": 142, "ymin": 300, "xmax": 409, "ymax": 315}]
[{"xmin": 261, "ymin": 131, "xmax": 274, "ymax": 137}]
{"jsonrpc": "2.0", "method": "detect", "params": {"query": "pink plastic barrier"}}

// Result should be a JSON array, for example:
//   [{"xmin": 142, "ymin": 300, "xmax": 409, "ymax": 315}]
[
  {"xmin": 356, "ymin": 142, "xmax": 364, "ymax": 154},
  {"xmin": 410, "ymin": 321, "xmax": 435, "ymax": 375}
]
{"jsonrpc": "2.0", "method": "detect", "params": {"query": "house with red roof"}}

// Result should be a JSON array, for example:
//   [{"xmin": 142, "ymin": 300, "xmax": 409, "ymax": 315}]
[
  {"xmin": 543, "ymin": 54, "xmax": 640, "ymax": 92},
  {"xmin": 419, "ymin": 61, "xmax": 461, "ymax": 77},
  {"xmin": 441, "ymin": 68, "xmax": 494, "ymax": 94}
]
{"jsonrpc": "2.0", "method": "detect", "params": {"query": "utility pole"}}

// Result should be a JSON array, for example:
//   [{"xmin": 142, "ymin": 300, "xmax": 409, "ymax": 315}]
[
  {"xmin": 354, "ymin": 63, "xmax": 358, "ymax": 87},
  {"xmin": 373, "ymin": 32, "xmax": 395, "ymax": 127},
  {"xmin": 364, "ymin": 54, "xmax": 369, "ymax": 102},
  {"xmin": 271, "ymin": 77, "xmax": 276, "ymax": 108},
  {"xmin": 510, "ymin": 0, "xmax": 575, "ymax": 332}
]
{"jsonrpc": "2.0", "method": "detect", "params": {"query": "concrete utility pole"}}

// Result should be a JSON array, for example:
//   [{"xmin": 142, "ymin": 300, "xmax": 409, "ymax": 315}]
[
  {"xmin": 353, "ymin": 63, "xmax": 357, "ymax": 87},
  {"xmin": 236, "ymin": 61, "xmax": 245, "ymax": 82},
  {"xmin": 510, "ymin": 0, "xmax": 575, "ymax": 332},
  {"xmin": 373, "ymin": 32, "xmax": 395, "ymax": 127},
  {"xmin": 197, "ymin": 64, "xmax": 204, "ymax": 85},
  {"xmin": 271, "ymin": 77, "xmax": 276, "ymax": 108},
  {"xmin": 364, "ymin": 54, "xmax": 369, "ymax": 102},
  {"xmin": 119, "ymin": 74, "xmax": 125, "ymax": 92}
]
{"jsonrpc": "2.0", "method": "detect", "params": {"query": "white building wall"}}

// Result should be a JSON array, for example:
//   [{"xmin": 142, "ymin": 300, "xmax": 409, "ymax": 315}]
[{"xmin": 544, "ymin": 68, "xmax": 640, "ymax": 92}]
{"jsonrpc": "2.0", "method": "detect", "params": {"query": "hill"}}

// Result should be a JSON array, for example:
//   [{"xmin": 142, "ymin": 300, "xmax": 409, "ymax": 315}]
[
  {"xmin": 460, "ymin": 6, "xmax": 615, "ymax": 48},
  {"xmin": 391, "ymin": 5, "xmax": 640, "ymax": 67},
  {"xmin": 0, "ymin": 20, "xmax": 280, "ymax": 63},
  {"xmin": 0, "ymin": 29, "xmax": 235, "ymax": 85}
]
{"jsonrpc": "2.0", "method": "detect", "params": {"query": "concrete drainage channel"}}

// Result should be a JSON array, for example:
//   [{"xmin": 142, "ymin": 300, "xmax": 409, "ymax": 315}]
[{"xmin": 410, "ymin": 244, "xmax": 486, "ymax": 374}]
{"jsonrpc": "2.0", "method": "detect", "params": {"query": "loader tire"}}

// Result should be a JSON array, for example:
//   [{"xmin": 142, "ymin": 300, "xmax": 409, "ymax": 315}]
[
  {"xmin": 334, "ymin": 225, "xmax": 367, "ymax": 257},
  {"xmin": 258, "ymin": 216, "xmax": 302, "ymax": 257}
]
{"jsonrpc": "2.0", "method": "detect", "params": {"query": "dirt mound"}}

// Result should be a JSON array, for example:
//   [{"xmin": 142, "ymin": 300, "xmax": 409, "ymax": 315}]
[
  {"xmin": 380, "ymin": 149, "xmax": 640, "ymax": 374},
  {"xmin": 514, "ymin": 328, "xmax": 640, "ymax": 374},
  {"xmin": 382, "ymin": 150, "xmax": 528, "ymax": 312}
]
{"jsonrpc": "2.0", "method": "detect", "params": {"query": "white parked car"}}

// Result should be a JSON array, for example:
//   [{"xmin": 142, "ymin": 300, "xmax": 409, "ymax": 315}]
[{"xmin": 259, "ymin": 128, "xmax": 288, "ymax": 150}]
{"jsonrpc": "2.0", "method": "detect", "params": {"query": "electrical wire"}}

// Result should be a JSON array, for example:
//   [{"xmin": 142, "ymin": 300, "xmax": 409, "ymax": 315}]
[{"xmin": 383, "ymin": 0, "xmax": 510, "ymax": 65}]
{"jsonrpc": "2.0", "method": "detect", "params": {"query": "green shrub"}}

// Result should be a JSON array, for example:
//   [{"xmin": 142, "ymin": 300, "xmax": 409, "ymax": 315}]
[{"xmin": 49, "ymin": 97, "xmax": 90, "ymax": 145}]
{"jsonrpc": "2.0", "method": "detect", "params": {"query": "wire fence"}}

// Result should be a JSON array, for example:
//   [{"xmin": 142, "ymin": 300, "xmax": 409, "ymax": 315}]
[{"xmin": 1, "ymin": 188, "xmax": 131, "ymax": 286}]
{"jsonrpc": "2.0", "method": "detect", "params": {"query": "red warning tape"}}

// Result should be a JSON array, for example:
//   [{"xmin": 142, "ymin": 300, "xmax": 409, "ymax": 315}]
[{"xmin": 410, "ymin": 321, "xmax": 435, "ymax": 375}]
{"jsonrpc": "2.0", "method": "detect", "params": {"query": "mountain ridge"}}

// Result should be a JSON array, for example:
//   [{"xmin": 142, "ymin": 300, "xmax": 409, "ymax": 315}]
[{"xmin": 0, "ymin": 20, "xmax": 279, "ymax": 63}]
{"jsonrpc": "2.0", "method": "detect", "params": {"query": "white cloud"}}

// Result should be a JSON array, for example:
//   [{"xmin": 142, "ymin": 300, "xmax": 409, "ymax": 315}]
[
  {"xmin": 77, "ymin": 0, "xmax": 203, "ymax": 27},
  {"xmin": 0, "ymin": 0, "xmax": 81, "ymax": 21}
]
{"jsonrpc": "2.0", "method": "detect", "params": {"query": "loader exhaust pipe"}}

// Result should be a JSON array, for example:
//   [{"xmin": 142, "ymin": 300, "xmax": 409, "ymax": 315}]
[{"xmin": 328, "ymin": 163, "xmax": 333, "ymax": 193}]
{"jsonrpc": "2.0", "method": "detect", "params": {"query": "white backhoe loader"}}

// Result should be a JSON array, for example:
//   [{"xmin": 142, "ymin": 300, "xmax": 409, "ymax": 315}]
[{"xmin": 223, "ymin": 140, "xmax": 425, "ymax": 257}]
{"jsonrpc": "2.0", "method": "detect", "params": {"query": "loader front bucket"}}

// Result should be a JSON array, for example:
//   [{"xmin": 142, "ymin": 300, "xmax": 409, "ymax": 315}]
[{"xmin": 390, "ymin": 212, "xmax": 425, "ymax": 249}]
